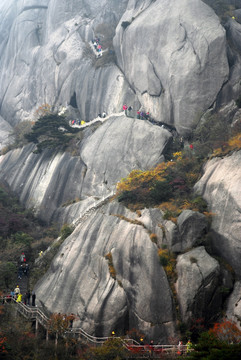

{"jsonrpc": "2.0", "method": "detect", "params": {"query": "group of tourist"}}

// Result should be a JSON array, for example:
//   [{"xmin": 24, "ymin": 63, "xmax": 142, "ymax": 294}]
[
  {"xmin": 12, "ymin": 286, "xmax": 36, "ymax": 306},
  {"xmin": 134, "ymin": 338, "xmax": 193, "ymax": 356},
  {"xmin": 92, "ymin": 37, "xmax": 102, "ymax": 57},
  {"xmin": 177, "ymin": 340, "xmax": 193, "ymax": 356},
  {"xmin": 71, "ymin": 119, "xmax": 85, "ymax": 126},
  {"xmin": 123, "ymin": 104, "xmax": 150, "ymax": 120},
  {"xmin": 18, "ymin": 263, "xmax": 29, "ymax": 279}
]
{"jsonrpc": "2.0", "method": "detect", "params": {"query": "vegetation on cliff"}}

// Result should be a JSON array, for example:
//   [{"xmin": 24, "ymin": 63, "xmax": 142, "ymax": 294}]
[{"xmin": 25, "ymin": 113, "xmax": 80, "ymax": 154}]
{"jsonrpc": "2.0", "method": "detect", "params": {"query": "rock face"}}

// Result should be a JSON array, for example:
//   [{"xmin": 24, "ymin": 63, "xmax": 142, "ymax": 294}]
[
  {"xmin": 1, "ymin": 0, "xmax": 241, "ymax": 341},
  {"xmin": 113, "ymin": 0, "xmax": 229, "ymax": 134},
  {"xmin": 176, "ymin": 246, "xmax": 221, "ymax": 323},
  {"xmin": 161, "ymin": 210, "xmax": 208, "ymax": 253},
  {"xmin": 0, "ymin": 117, "xmax": 171, "ymax": 225},
  {"xmin": 176, "ymin": 210, "xmax": 208, "ymax": 252},
  {"xmin": 0, "ymin": 0, "xmax": 134, "ymax": 128},
  {"xmin": 194, "ymin": 151, "xmax": 241, "ymax": 277},
  {"xmin": 1, "ymin": 0, "xmax": 239, "ymax": 141},
  {"xmin": 36, "ymin": 201, "xmax": 176, "ymax": 342},
  {"xmin": 0, "ymin": 116, "xmax": 13, "ymax": 150},
  {"xmin": 226, "ymin": 281, "xmax": 241, "ymax": 330}
]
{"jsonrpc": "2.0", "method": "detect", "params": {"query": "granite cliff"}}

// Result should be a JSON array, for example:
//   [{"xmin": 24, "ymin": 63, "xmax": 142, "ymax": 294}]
[{"xmin": 1, "ymin": 0, "xmax": 241, "ymax": 341}]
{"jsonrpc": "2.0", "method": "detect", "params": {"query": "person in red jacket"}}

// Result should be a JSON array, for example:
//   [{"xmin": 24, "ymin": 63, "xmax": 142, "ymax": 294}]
[{"xmin": 123, "ymin": 104, "xmax": 127, "ymax": 115}]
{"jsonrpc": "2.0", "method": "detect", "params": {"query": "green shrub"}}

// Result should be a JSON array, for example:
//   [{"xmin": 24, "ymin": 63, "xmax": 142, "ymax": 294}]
[
  {"xmin": 60, "ymin": 224, "xmax": 74, "ymax": 240},
  {"xmin": 150, "ymin": 180, "xmax": 172, "ymax": 202},
  {"xmin": 191, "ymin": 196, "xmax": 208, "ymax": 212},
  {"xmin": 0, "ymin": 262, "xmax": 16, "ymax": 289},
  {"xmin": 85, "ymin": 337, "xmax": 128, "ymax": 360},
  {"xmin": 159, "ymin": 256, "xmax": 168, "ymax": 267},
  {"xmin": 25, "ymin": 113, "xmax": 80, "ymax": 153},
  {"xmin": 12, "ymin": 232, "xmax": 34, "ymax": 246}
]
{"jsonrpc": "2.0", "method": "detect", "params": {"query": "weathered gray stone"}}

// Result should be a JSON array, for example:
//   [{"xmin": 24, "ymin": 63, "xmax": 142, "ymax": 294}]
[
  {"xmin": 226, "ymin": 281, "xmax": 241, "ymax": 330},
  {"xmin": 35, "ymin": 201, "xmax": 176, "ymax": 342},
  {"xmin": 176, "ymin": 246, "xmax": 220, "ymax": 323},
  {"xmin": 234, "ymin": 9, "xmax": 241, "ymax": 24},
  {"xmin": 194, "ymin": 151, "xmax": 241, "ymax": 276},
  {"xmin": 177, "ymin": 210, "xmax": 208, "ymax": 252},
  {"xmin": 162, "ymin": 220, "xmax": 180, "ymax": 252},
  {"xmin": 114, "ymin": 0, "xmax": 229, "ymax": 135},
  {"xmin": 81, "ymin": 117, "xmax": 171, "ymax": 196},
  {"xmin": 0, "ymin": 115, "xmax": 13, "ymax": 150},
  {"xmin": 0, "ymin": 0, "xmax": 133, "ymax": 129},
  {"xmin": 0, "ymin": 117, "xmax": 171, "ymax": 225}
]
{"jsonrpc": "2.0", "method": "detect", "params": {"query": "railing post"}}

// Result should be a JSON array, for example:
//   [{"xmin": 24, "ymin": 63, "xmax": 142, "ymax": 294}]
[
  {"xmin": 55, "ymin": 332, "xmax": 58, "ymax": 347},
  {"xmin": 35, "ymin": 319, "xmax": 38, "ymax": 337}
]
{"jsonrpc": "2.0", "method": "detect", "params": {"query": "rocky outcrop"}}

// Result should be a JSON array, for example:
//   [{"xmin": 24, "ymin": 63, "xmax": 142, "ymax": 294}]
[
  {"xmin": 36, "ymin": 201, "xmax": 176, "ymax": 342},
  {"xmin": 0, "ymin": 0, "xmax": 134, "ymax": 129},
  {"xmin": 1, "ymin": 0, "xmax": 239, "ymax": 141},
  {"xmin": 226, "ymin": 281, "xmax": 241, "ymax": 330},
  {"xmin": 176, "ymin": 210, "xmax": 208, "ymax": 252},
  {"xmin": 113, "ymin": 0, "xmax": 229, "ymax": 134},
  {"xmin": 0, "ymin": 116, "xmax": 12, "ymax": 150},
  {"xmin": 194, "ymin": 151, "xmax": 241, "ymax": 277},
  {"xmin": 176, "ymin": 246, "xmax": 221, "ymax": 323},
  {"xmin": 161, "ymin": 210, "xmax": 208, "ymax": 253},
  {"xmin": 0, "ymin": 117, "xmax": 171, "ymax": 225}
]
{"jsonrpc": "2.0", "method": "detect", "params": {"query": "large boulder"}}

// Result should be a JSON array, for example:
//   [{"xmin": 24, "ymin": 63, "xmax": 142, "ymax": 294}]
[
  {"xmin": 113, "ymin": 0, "xmax": 229, "ymax": 135},
  {"xmin": 194, "ymin": 151, "xmax": 241, "ymax": 276},
  {"xmin": 176, "ymin": 246, "xmax": 221, "ymax": 323},
  {"xmin": 176, "ymin": 210, "xmax": 208, "ymax": 252},
  {"xmin": 160, "ymin": 210, "xmax": 208, "ymax": 253},
  {"xmin": 35, "ymin": 201, "xmax": 176, "ymax": 342}
]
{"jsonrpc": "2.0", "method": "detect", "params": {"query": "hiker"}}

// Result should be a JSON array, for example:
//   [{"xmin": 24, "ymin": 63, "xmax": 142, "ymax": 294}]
[
  {"xmin": 186, "ymin": 339, "xmax": 192, "ymax": 354},
  {"xmin": 123, "ymin": 104, "xmax": 127, "ymax": 115},
  {"xmin": 149, "ymin": 340, "xmax": 154, "ymax": 356},
  {"xmin": 81, "ymin": 120, "xmax": 85, "ymax": 125},
  {"xmin": 18, "ymin": 265, "xmax": 23, "ymax": 279},
  {"xmin": 32, "ymin": 291, "xmax": 36, "ymax": 306},
  {"xmin": 16, "ymin": 293, "xmax": 22, "ymax": 303},
  {"xmin": 69, "ymin": 313, "xmax": 75, "ymax": 329},
  {"xmin": 102, "ymin": 111, "xmax": 106, "ymax": 118},
  {"xmin": 24, "ymin": 264, "xmax": 29, "ymax": 276},
  {"xmin": 20, "ymin": 252, "xmax": 26, "ymax": 263},
  {"xmin": 14, "ymin": 285, "xmax": 20, "ymax": 299},
  {"xmin": 137, "ymin": 111, "xmax": 140, "ymax": 119},
  {"xmin": 140, "ymin": 111, "xmax": 145, "ymax": 120},
  {"xmin": 140, "ymin": 338, "xmax": 144, "ymax": 345},
  {"xmin": 145, "ymin": 112, "xmax": 150, "ymax": 120},
  {"xmin": 177, "ymin": 341, "xmax": 183, "ymax": 356},
  {"xmin": 127, "ymin": 105, "xmax": 132, "ymax": 114}
]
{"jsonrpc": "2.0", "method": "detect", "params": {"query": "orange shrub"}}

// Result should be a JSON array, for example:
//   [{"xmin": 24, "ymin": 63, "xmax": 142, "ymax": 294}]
[{"xmin": 209, "ymin": 320, "xmax": 241, "ymax": 344}]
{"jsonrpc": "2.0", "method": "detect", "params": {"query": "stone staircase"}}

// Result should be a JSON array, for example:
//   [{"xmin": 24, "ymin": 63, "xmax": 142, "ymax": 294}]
[{"xmin": 73, "ymin": 191, "xmax": 115, "ymax": 228}]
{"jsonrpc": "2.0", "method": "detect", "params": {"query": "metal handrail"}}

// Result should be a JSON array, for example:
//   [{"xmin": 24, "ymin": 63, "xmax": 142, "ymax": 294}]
[{"xmin": 1, "ymin": 296, "xmax": 188, "ymax": 352}]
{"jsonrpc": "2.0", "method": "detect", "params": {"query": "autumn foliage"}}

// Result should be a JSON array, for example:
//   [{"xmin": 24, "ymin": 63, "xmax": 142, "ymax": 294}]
[
  {"xmin": 116, "ymin": 150, "xmax": 203, "ymax": 217},
  {"xmin": 47, "ymin": 313, "xmax": 72, "ymax": 336},
  {"xmin": 209, "ymin": 320, "xmax": 241, "ymax": 344}
]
